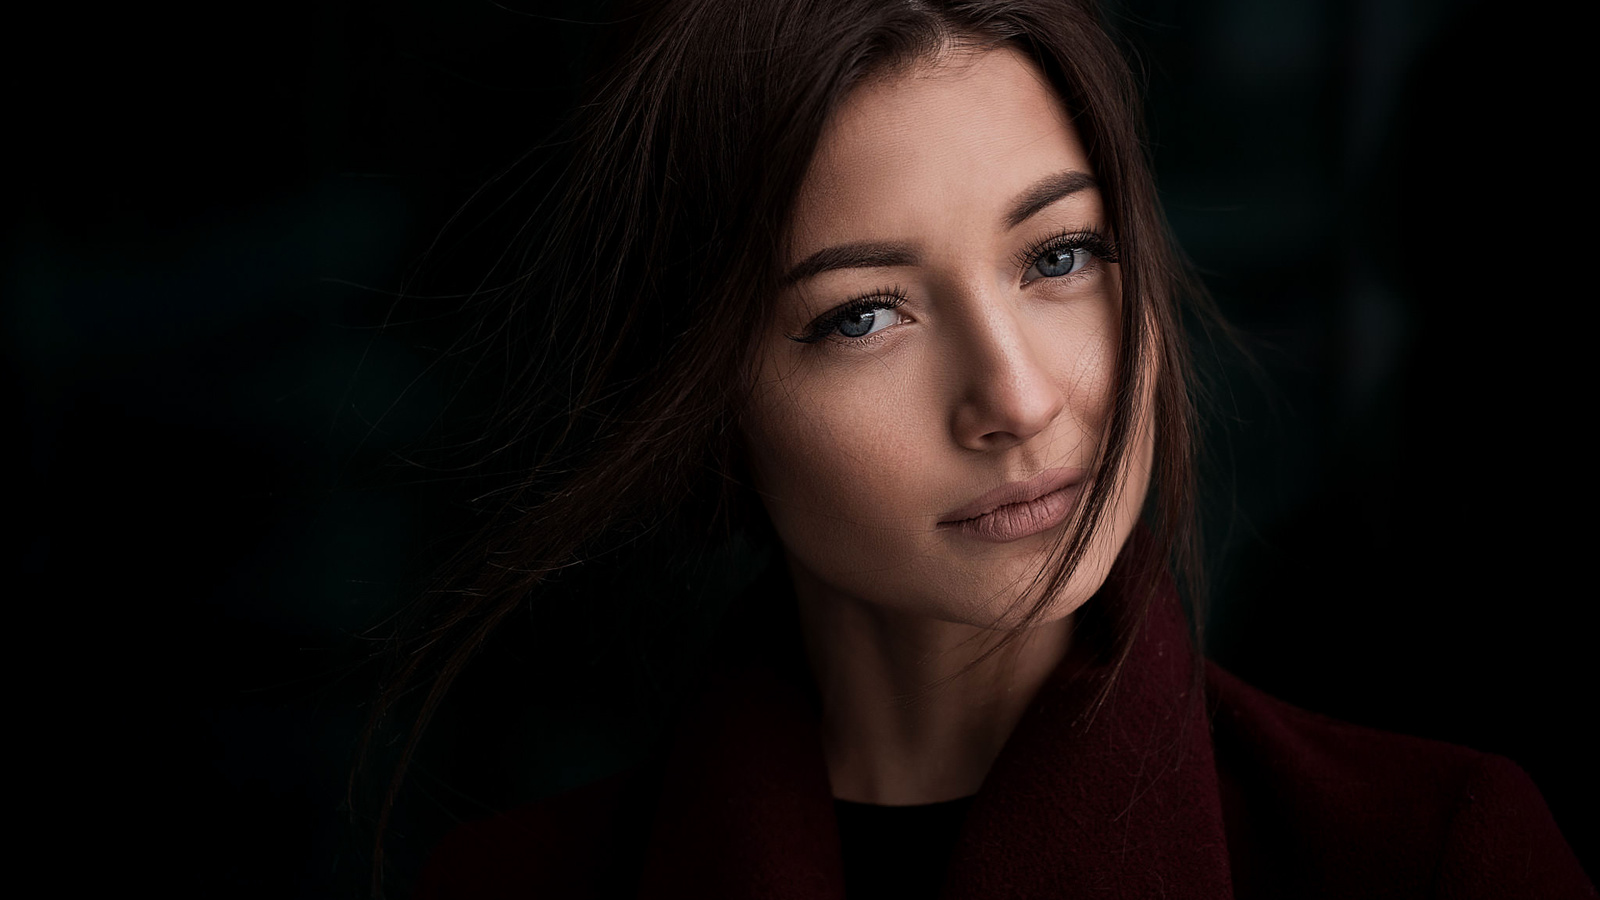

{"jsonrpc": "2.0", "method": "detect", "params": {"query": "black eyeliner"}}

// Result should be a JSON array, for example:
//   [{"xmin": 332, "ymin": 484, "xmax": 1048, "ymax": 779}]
[{"xmin": 788, "ymin": 288, "xmax": 909, "ymax": 344}]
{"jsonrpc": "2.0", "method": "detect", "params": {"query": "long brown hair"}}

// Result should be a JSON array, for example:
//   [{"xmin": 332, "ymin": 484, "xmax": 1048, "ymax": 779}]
[{"xmin": 359, "ymin": 0, "xmax": 1222, "ymax": 891}]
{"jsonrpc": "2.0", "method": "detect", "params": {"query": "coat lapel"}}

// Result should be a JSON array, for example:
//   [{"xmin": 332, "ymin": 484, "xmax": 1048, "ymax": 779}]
[
  {"xmin": 636, "ymin": 655, "xmax": 845, "ymax": 898},
  {"xmin": 942, "ymin": 575, "xmax": 1233, "ymax": 899}
]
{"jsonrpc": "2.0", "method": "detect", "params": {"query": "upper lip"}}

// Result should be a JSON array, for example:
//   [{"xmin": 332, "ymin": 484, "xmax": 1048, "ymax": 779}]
[{"xmin": 938, "ymin": 468, "xmax": 1086, "ymax": 525}]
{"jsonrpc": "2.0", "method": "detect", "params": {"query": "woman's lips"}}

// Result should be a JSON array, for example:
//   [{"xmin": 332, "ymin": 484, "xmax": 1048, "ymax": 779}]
[{"xmin": 939, "ymin": 468, "xmax": 1086, "ymax": 543}]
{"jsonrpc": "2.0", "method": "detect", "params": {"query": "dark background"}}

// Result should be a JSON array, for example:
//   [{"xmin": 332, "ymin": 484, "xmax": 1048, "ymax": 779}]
[{"xmin": 12, "ymin": 0, "xmax": 1589, "ymax": 895}]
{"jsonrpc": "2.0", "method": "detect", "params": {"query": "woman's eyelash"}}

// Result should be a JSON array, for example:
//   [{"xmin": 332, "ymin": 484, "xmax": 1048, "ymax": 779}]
[
  {"xmin": 1013, "ymin": 228, "xmax": 1120, "ymax": 275},
  {"xmin": 789, "ymin": 288, "xmax": 909, "ymax": 344}
]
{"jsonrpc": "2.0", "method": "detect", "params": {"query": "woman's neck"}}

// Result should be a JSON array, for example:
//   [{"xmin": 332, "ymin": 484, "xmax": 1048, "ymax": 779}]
[{"xmin": 790, "ymin": 561, "xmax": 1074, "ymax": 806}]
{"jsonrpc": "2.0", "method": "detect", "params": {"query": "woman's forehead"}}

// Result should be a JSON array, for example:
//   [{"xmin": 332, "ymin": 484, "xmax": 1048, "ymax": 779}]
[{"xmin": 789, "ymin": 45, "xmax": 1098, "ymax": 260}]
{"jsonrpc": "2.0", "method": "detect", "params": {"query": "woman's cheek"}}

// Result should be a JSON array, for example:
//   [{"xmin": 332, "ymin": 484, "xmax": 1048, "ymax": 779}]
[{"xmin": 745, "ymin": 355, "xmax": 936, "ymax": 558}]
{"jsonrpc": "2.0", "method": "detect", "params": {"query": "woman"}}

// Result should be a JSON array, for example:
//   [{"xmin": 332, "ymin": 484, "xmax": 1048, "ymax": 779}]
[{"xmin": 375, "ymin": 0, "xmax": 1592, "ymax": 897}]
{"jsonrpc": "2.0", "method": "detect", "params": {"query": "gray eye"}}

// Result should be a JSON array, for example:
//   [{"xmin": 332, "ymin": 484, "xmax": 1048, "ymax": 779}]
[
  {"xmin": 1033, "ymin": 246, "xmax": 1080, "ymax": 278},
  {"xmin": 837, "ymin": 309, "xmax": 878, "ymax": 338}
]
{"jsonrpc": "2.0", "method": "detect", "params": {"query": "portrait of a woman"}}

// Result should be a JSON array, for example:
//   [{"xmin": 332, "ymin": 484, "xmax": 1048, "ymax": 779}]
[
  {"xmin": 363, "ymin": 1, "xmax": 1592, "ymax": 897},
  {"xmin": 15, "ymin": 0, "xmax": 1591, "ymax": 896}
]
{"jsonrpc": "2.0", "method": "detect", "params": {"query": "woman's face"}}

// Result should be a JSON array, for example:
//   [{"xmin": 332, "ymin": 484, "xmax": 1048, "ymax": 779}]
[{"xmin": 742, "ymin": 46, "xmax": 1154, "ymax": 629}]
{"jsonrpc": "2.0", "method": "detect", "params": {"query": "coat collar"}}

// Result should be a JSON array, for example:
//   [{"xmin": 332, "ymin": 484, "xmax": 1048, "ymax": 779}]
[{"xmin": 637, "ymin": 554, "xmax": 1235, "ymax": 899}]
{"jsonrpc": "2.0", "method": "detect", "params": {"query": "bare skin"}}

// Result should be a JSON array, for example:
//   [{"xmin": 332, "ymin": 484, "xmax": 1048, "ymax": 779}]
[{"xmin": 741, "ymin": 46, "xmax": 1154, "ymax": 805}]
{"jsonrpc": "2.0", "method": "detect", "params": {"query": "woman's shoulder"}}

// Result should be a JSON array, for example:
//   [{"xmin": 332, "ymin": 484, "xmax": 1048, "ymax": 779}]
[
  {"xmin": 1205, "ymin": 661, "xmax": 1593, "ymax": 899},
  {"xmin": 413, "ymin": 765, "xmax": 657, "ymax": 900},
  {"xmin": 1206, "ymin": 659, "xmax": 1485, "ymax": 784}
]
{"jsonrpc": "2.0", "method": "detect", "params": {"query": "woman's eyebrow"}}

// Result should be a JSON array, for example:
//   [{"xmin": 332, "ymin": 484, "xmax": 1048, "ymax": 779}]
[
  {"xmin": 781, "ymin": 240, "xmax": 920, "ymax": 285},
  {"xmin": 1003, "ymin": 169, "xmax": 1098, "ymax": 230},
  {"xmin": 781, "ymin": 170, "xmax": 1096, "ymax": 285}
]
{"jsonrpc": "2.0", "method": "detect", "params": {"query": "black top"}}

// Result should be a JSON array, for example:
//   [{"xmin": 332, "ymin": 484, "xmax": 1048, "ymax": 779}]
[{"xmin": 833, "ymin": 795, "xmax": 977, "ymax": 900}]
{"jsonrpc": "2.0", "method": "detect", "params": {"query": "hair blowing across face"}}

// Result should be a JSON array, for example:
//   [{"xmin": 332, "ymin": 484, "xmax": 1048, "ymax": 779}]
[{"xmin": 359, "ymin": 0, "xmax": 1224, "ymax": 891}]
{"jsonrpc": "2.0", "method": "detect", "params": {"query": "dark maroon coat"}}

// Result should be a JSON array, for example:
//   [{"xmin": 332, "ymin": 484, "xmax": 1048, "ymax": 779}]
[{"xmin": 416, "ymin": 571, "xmax": 1592, "ymax": 899}]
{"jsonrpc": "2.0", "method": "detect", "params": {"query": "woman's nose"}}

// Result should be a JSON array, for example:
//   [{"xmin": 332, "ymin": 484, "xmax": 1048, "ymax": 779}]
[{"xmin": 949, "ymin": 307, "xmax": 1067, "ymax": 452}]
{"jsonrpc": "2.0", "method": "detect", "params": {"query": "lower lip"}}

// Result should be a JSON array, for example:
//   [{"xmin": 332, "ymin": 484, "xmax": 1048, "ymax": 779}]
[{"xmin": 946, "ymin": 484, "xmax": 1082, "ymax": 543}]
